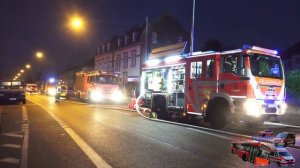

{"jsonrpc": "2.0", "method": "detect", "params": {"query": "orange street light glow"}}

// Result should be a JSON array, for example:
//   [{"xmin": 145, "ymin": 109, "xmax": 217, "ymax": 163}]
[
  {"xmin": 20, "ymin": 69, "xmax": 24, "ymax": 73},
  {"xmin": 36, "ymin": 52, "xmax": 44, "ymax": 59},
  {"xmin": 26, "ymin": 64, "xmax": 31, "ymax": 69}
]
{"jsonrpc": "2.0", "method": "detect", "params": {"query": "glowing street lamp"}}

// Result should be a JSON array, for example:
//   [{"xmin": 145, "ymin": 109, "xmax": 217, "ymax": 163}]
[
  {"xmin": 69, "ymin": 15, "xmax": 85, "ymax": 33},
  {"xmin": 20, "ymin": 69, "xmax": 24, "ymax": 73},
  {"xmin": 26, "ymin": 64, "xmax": 31, "ymax": 69},
  {"xmin": 36, "ymin": 52, "xmax": 44, "ymax": 59},
  {"xmin": 17, "ymin": 73, "xmax": 21, "ymax": 76}
]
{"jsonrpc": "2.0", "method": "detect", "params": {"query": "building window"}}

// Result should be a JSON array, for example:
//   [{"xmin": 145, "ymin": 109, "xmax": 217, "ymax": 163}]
[
  {"xmin": 123, "ymin": 52, "xmax": 128, "ymax": 69},
  {"xmin": 115, "ymin": 54, "xmax": 121, "ymax": 71},
  {"xmin": 190, "ymin": 61, "xmax": 202, "ymax": 79},
  {"xmin": 206, "ymin": 59, "xmax": 215, "ymax": 78},
  {"xmin": 131, "ymin": 50, "xmax": 137, "ymax": 67}
]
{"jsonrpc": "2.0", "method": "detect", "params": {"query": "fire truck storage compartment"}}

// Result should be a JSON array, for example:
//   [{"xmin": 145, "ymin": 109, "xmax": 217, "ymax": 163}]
[{"xmin": 142, "ymin": 66, "xmax": 185, "ymax": 111}]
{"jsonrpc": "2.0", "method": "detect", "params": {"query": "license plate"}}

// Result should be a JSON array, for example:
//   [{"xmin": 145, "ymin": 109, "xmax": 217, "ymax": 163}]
[{"xmin": 9, "ymin": 98, "xmax": 16, "ymax": 100}]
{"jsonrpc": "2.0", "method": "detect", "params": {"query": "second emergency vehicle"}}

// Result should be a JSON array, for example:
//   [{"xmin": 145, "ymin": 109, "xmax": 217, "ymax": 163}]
[
  {"xmin": 138, "ymin": 45, "xmax": 287, "ymax": 128},
  {"xmin": 75, "ymin": 70, "xmax": 123, "ymax": 102}
]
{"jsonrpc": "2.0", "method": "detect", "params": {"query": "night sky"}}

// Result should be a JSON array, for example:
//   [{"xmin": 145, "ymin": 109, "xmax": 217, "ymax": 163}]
[{"xmin": 1, "ymin": 0, "xmax": 300, "ymax": 80}]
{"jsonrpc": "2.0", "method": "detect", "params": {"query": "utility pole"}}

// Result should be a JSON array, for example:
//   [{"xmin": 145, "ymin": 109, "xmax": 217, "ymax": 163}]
[
  {"xmin": 190, "ymin": 0, "xmax": 195, "ymax": 55},
  {"xmin": 145, "ymin": 16, "xmax": 149, "ymax": 61}
]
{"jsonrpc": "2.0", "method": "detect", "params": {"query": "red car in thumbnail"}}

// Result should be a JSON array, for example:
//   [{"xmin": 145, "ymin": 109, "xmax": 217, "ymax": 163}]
[
  {"xmin": 273, "ymin": 132, "xmax": 296, "ymax": 147},
  {"xmin": 258, "ymin": 129, "xmax": 274, "ymax": 137},
  {"xmin": 230, "ymin": 141, "xmax": 270, "ymax": 166}
]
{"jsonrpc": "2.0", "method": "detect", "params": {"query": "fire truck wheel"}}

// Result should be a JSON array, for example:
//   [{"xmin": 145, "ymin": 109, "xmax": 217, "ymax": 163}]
[{"xmin": 207, "ymin": 100, "xmax": 229, "ymax": 129}]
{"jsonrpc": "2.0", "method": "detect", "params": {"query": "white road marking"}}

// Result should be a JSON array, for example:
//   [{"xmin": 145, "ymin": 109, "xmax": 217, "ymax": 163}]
[
  {"xmin": 1, "ymin": 132, "xmax": 23, "ymax": 138},
  {"xmin": 28, "ymin": 98, "xmax": 112, "ymax": 168},
  {"xmin": 0, "ymin": 157, "xmax": 20, "ymax": 164},
  {"xmin": 186, "ymin": 127, "xmax": 232, "ymax": 141},
  {"xmin": 21, "ymin": 106, "xmax": 29, "ymax": 168},
  {"xmin": 264, "ymin": 121, "xmax": 300, "ymax": 129},
  {"xmin": 1, "ymin": 144, "xmax": 21, "ymax": 149}
]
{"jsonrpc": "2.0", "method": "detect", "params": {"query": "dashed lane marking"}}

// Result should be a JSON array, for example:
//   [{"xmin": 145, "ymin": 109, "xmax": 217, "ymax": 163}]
[
  {"xmin": 1, "ymin": 143, "xmax": 21, "ymax": 149},
  {"xmin": 20, "ymin": 106, "xmax": 29, "ymax": 168},
  {"xmin": 28, "ymin": 98, "xmax": 112, "ymax": 168},
  {"xmin": 1, "ymin": 132, "xmax": 23, "ymax": 138},
  {"xmin": 0, "ymin": 157, "xmax": 20, "ymax": 164}
]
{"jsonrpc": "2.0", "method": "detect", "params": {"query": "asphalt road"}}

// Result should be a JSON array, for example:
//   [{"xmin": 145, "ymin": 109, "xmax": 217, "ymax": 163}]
[{"xmin": 0, "ymin": 94, "xmax": 299, "ymax": 168}]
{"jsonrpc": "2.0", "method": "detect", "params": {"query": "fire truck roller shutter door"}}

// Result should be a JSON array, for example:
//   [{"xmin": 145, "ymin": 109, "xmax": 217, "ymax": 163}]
[{"xmin": 206, "ymin": 98, "xmax": 231, "ymax": 129}]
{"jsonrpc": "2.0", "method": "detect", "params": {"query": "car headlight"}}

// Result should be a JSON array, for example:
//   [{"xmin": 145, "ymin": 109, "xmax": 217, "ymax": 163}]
[
  {"xmin": 244, "ymin": 99, "xmax": 262, "ymax": 117},
  {"xmin": 90, "ymin": 89, "xmax": 103, "ymax": 102},
  {"xmin": 111, "ymin": 90, "xmax": 123, "ymax": 102},
  {"xmin": 48, "ymin": 88, "xmax": 56, "ymax": 96}
]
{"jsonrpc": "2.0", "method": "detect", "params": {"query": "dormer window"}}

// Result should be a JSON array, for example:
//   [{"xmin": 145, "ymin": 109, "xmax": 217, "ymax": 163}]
[
  {"xmin": 132, "ymin": 32, "xmax": 137, "ymax": 42},
  {"xmin": 107, "ymin": 42, "xmax": 111, "ymax": 51},
  {"xmin": 125, "ymin": 35, "xmax": 129, "ymax": 45},
  {"xmin": 118, "ymin": 38, "xmax": 122, "ymax": 47},
  {"xmin": 102, "ymin": 44, "xmax": 106, "ymax": 52}
]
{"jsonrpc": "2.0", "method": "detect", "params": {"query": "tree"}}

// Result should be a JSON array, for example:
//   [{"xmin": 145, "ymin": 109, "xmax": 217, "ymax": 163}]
[{"xmin": 202, "ymin": 39, "xmax": 223, "ymax": 51}]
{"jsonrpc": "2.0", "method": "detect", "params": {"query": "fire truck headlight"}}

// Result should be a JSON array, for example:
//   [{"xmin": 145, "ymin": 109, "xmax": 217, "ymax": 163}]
[
  {"xmin": 90, "ymin": 90, "xmax": 103, "ymax": 102},
  {"xmin": 111, "ymin": 90, "xmax": 123, "ymax": 102},
  {"xmin": 48, "ymin": 88, "xmax": 56, "ymax": 96},
  {"xmin": 280, "ymin": 102, "xmax": 287, "ymax": 115},
  {"xmin": 244, "ymin": 99, "xmax": 262, "ymax": 117}
]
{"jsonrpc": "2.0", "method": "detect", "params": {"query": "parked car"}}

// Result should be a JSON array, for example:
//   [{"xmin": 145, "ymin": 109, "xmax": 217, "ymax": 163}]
[
  {"xmin": 269, "ymin": 146, "xmax": 295, "ymax": 167},
  {"xmin": 273, "ymin": 132, "xmax": 296, "ymax": 147},
  {"xmin": 259, "ymin": 129, "xmax": 274, "ymax": 137}
]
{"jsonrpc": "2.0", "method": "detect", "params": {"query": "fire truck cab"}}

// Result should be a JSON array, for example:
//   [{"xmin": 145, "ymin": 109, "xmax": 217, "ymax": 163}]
[
  {"xmin": 140, "ymin": 45, "xmax": 286, "ymax": 128},
  {"xmin": 75, "ymin": 70, "xmax": 123, "ymax": 102}
]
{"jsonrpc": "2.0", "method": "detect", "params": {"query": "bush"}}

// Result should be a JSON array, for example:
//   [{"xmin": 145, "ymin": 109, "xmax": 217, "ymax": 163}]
[{"xmin": 285, "ymin": 70, "xmax": 300, "ymax": 101}]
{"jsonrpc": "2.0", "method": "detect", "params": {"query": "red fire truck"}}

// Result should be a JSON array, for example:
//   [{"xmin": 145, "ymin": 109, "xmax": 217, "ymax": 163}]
[
  {"xmin": 139, "ymin": 45, "xmax": 286, "ymax": 128},
  {"xmin": 75, "ymin": 70, "xmax": 123, "ymax": 102}
]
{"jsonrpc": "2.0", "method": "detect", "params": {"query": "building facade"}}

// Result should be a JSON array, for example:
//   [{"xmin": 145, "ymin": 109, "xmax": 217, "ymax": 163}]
[{"xmin": 95, "ymin": 28, "xmax": 143, "ymax": 97}]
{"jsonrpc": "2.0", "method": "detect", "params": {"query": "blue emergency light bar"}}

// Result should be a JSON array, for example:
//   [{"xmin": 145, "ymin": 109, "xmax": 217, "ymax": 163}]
[{"xmin": 243, "ymin": 45, "xmax": 278, "ymax": 55}]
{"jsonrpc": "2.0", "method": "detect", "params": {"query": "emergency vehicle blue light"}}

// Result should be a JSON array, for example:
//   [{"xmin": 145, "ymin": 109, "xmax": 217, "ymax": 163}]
[
  {"xmin": 243, "ymin": 45, "xmax": 252, "ymax": 50},
  {"xmin": 49, "ymin": 78, "xmax": 55, "ymax": 83}
]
